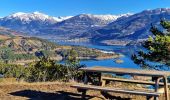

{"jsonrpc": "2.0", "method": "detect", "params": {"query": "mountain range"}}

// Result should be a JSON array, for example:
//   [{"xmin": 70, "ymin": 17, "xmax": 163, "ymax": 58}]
[
  {"xmin": 0, "ymin": 8, "xmax": 170, "ymax": 45},
  {"xmin": 0, "ymin": 12, "xmax": 130, "ymax": 37}
]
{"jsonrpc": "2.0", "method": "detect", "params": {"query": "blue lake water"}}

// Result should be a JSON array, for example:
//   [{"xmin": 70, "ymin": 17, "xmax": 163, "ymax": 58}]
[
  {"xmin": 80, "ymin": 57, "xmax": 139, "ymax": 69},
  {"xmin": 51, "ymin": 40, "xmax": 141, "ymax": 69}
]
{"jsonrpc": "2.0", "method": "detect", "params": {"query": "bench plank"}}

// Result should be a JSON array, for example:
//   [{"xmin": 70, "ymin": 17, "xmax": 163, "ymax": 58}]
[
  {"xmin": 101, "ymin": 77, "xmax": 170, "ymax": 86},
  {"xmin": 71, "ymin": 84, "xmax": 161, "ymax": 96}
]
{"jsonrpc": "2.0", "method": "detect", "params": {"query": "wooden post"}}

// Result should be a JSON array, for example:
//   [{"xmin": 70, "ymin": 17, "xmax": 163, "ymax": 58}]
[
  {"xmin": 163, "ymin": 76, "xmax": 169, "ymax": 100},
  {"xmin": 82, "ymin": 90, "xmax": 86, "ymax": 99},
  {"xmin": 155, "ymin": 77, "xmax": 159, "ymax": 92},
  {"xmin": 146, "ymin": 96, "xmax": 152, "ymax": 100},
  {"xmin": 101, "ymin": 80, "xmax": 106, "ymax": 87}
]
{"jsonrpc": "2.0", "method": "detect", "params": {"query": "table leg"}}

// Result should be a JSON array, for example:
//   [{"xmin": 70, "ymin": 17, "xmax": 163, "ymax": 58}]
[
  {"xmin": 84, "ymin": 72, "xmax": 88, "ymax": 84},
  {"xmin": 154, "ymin": 77, "xmax": 161, "ymax": 100},
  {"xmin": 163, "ymin": 76, "xmax": 169, "ymax": 100},
  {"xmin": 98, "ymin": 73, "xmax": 102, "ymax": 86},
  {"xmin": 82, "ymin": 72, "xmax": 88, "ymax": 99}
]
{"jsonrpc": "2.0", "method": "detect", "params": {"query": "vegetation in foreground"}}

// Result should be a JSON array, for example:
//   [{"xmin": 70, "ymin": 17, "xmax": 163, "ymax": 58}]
[
  {"xmin": 132, "ymin": 19, "xmax": 170, "ymax": 70},
  {"xmin": 0, "ymin": 49, "xmax": 85, "ymax": 82}
]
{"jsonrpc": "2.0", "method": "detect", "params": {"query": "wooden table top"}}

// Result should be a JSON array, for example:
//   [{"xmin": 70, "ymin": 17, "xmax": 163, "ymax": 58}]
[{"xmin": 80, "ymin": 67, "xmax": 170, "ymax": 77}]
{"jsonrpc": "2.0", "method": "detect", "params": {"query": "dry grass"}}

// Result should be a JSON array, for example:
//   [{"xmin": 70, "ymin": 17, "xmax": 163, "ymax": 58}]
[
  {"xmin": 0, "ymin": 81, "xmax": 79, "ymax": 100},
  {"xmin": 0, "ymin": 79, "xmax": 167, "ymax": 100},
  {"xmin": 0, "ymin": 35, "xmax": 10, "ymax": 40}
]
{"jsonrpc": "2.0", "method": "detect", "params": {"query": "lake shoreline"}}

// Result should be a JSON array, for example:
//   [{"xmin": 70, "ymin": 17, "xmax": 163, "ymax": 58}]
[{"xmin": 11, "ymin": 52, "xmax": 122, "ymax": 65}]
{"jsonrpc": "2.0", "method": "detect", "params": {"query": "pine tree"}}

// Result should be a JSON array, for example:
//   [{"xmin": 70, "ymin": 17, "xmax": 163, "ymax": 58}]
[{"xmin": 132, "ymin": 19, "xmax": 170, "ymax": 70}]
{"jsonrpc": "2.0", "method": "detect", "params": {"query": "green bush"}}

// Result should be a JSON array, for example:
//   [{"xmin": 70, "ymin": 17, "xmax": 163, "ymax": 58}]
[{"xmin": 0, "ymin": 54, "xmax": 84, "ymax": 82}]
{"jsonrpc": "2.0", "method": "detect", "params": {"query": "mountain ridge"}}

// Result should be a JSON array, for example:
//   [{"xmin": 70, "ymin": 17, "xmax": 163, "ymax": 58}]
[{"xmin": 85, "ymin": 8, "xmax": 170, "ymax": 45}]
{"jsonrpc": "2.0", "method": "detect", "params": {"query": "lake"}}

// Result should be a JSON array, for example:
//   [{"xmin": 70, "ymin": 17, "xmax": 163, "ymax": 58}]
[{"xmin": 50, "ymin": 40, "xmax": 140, "ymax": 69}]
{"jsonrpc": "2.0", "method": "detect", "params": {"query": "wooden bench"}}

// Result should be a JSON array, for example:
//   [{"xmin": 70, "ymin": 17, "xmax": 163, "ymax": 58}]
[
  {"xmin": 71, "ymin": 67, "xmax": 170, "ymax": 100},
  {"xmin": 71, "ymin": 84, "xmax": 161, "ymax": 100}
]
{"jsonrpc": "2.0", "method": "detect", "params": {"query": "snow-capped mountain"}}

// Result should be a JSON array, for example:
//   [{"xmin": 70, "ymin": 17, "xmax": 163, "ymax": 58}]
[
  {"xmin": 84, "ymin": 13, "xmax": 132, "ymax": 23},
  {"xmin": 74, "ymin": 13, "xmax": 132, "ymax": 25},
  {"xmin": 0, "ymin": 12, "xmax": 131, "ymax": 36},
  {"xmin": 84, "ymin": 8, "xmax": 170, "ymax": 44},
  {"xmin": 38, "ymin": 13, "xmax": 132, "ymax": 37},
  {"xmin": 3, "ymin": 12, "xmax": 71, "ymax": 23},
  {"xmin": 0, "ymin": 12, "xmax": 72, "ymax": 35},
  {"xmin": 76, "ymin": 14, "xmax": 131, "ymax": 25},
  {"xmin": 7, "ymin": 12, "xmax": 53, "ymax": 21}
]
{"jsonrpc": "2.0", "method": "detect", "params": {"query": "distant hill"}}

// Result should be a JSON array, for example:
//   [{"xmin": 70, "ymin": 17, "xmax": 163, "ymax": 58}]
[
  {"xmin": 0, "ymin": 30, "xmax": 59, "ymax": 63},
  {"xmin": 0, "ymin": 36, "xmax": 57, "ymax": 52},
  {"xmin": 0, "ymin": 27, "xmax": 57, "ymax": 51},
  {"xmin": 0, "ymin": 27, "xmax": 24, "ymax": 36}
]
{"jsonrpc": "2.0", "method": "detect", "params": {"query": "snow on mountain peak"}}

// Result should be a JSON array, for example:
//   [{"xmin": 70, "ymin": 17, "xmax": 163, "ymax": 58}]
[
  {"xmin": 32, "ymin": 11, "xmax": 43, "ymax": 15},
  {"xmin": 4, "ymin": 12, "xmax": 72, "ymax": 23},
  {"xmin": 53, "ymin": 16, "xmax": 73, "ymax": 22},
  {"xmin": 78, "ymin": 13, "xmax": 132, "ymax": 22},
  {"xmin": 141, "ymin": 8, "xmax": 170, "ymax": 14},
  {"xmin": 2, "ymin": 11, "xmax": 132, "ymax": 24},
  {"xmin": 6, "ymin": 12, "xmax": 52, "ymax": 22},
  {"xmin": 31, "ymin": 11, "xmax": 50, "ymax": 19},
  {"xmin": 11, "ymin": 12, "xmax": 27, "ymax": 17}
]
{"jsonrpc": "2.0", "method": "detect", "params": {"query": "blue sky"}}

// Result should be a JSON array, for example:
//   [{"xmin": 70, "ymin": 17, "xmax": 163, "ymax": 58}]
[{"xmin": 0, "ymin": 0, "xmax": 170, "ymax": 17}]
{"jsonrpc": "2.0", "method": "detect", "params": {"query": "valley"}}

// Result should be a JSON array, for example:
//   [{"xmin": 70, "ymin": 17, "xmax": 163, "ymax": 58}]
[
  {"xmin": 0, "ymin": 27, "xmax": 120, "ymax": 65},
  {"xmin": 1, "ymin": 8, "xmax": 170, "ymax": 46},
  {"xmin": 1, "ymin": 8, "xmax": 169, "ymax": 68},
  {"xmin": 0, "ymin": 1, "xmax": 170, "ymax": 100}
]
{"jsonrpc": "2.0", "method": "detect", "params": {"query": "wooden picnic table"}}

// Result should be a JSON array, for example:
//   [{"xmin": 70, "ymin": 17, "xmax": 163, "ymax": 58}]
[{"xmin": 79, "ymin": 66, "xmax": 170, "ymax": 100}]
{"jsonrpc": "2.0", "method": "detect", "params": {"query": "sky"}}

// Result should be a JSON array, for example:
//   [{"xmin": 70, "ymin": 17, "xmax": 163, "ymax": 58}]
[{"xmin": 0, "ymin": 0, "xmax": 170, "ymax": 17}]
